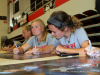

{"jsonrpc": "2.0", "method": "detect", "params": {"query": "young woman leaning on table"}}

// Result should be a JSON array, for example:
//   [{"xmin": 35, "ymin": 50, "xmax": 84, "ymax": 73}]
[
  {"xmin": 22, "ymin": 25, "xmax": 33, "ymax": 51},
  {"xmin": 2, "ymin": 25, "xmax": 32, "ymax": 52},
  {"xmin": 3, "ymin": 39, "xmax": 22, "ymax": 51},
  {"xmin": 22, "ymin": 25, "xmax": 32, "ymax": 45},
  {"xmin": 32, "ymin": 10, "xmax": 90, "ymax": 55},
  {"xmin": 13, "ymin": 19, "xmax": 54, "ymax": 54}
]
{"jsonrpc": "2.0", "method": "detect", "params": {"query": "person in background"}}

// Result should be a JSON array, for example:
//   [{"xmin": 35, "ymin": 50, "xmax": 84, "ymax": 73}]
[
  {"xmin": 32, "ymin": 10, "xmax": 89, "ymax": 55},
  {"xmin": 3, "ymin": 39, "xmax": 22, "ymax": 51},
  {"xmin": 22, "ymin": 25, "xmax": 32, "ymax": 45},
  {"xmin": 13, "ymin": 19, "xmax": 54, "ymax": 54},
  {"xmin": 22, "ymin": 25, "xmax": 33, "ymax": 51},
  {"xmin": 85, "ymin": 0, "xmax": 100, "ymax": 57}
]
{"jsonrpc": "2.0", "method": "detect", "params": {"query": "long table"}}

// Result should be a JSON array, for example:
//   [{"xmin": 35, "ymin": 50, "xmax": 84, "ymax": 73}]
[{"xmin": 0, "ymin": 51, "xmax": 100, "ymax": 75}]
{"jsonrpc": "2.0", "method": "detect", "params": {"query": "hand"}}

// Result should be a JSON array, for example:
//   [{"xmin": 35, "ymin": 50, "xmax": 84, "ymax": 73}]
[
  {"xmin": 56, "ymin": 45, "xmax": 65, "ymax": 54},
  {"xmin": 32, "ymin": 48, "xmax": 42, "ymax": 55},
  {"xmin": 85, "ymin": 46, "xmax": 100, "ymax": 57},
  {"xmin": 24, "ymin": 50, "xmax": 33, "ymax": 55},
  {"xmin": 13, "ymin": 47, "xmax": 20, "ymax": 54},
  {"xmin": 3, "ymin": 47, "xmax": 9, "ymax": 51}
]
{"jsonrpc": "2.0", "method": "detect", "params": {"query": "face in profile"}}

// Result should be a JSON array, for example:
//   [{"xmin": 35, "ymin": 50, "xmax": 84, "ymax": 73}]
[
  {"xmin": 31, "ymin": 21, "xmax": 43, "ymax": 36},
  {"xmin": 48, "ymin": 25, "xmax": 65, "ymax": 39},
  {"xmin": 22, "ymin": 29, "xmax": 31, "ymax": 39}
]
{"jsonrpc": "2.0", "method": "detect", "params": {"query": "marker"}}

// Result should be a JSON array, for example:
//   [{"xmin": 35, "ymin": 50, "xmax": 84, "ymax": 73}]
[
  {"xmin": 89, "ymin": 40, "xmax": 94, "ymax": 58},
  {"xmin": 14, "ymin": 41, "xmax": 17, "ymax": 48}
]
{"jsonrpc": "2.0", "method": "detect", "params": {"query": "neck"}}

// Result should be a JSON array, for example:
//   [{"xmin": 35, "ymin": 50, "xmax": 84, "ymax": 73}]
[
  {"xmin": 36, "ymin": 34, "xmax": 42, "ymax": 42},
  {"xmin": 64, "ymin": 28, "xmax": 71, "ymax": 39},
  {"xmin": 27, "ymin": 35, "xmax": 32, "ymax": 40}
]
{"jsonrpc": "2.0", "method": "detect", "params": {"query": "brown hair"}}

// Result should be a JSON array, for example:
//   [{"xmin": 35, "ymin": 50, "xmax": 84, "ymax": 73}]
[
  {"xmin": 23, "ymin": 25, "xmax": 32, "ymax": 36},
  {"xmin": 31, "ymin": 19, "xmax": 48, "ymax": 41},
  {"xmin": 48, "ymin": 11, "xmax": 83, "ymax": 33},
  {"xmin": 71, "ymin": 16, "xmax": 83, "ymax": 33}
]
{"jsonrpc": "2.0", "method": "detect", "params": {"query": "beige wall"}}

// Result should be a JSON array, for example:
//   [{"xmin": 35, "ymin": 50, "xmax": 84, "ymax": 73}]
[
  {"xmin": 38, "ymin": 0, "xmax": 95, "ymax": 25},
  {"xmin": 7, "ymin": 0, "xmax": 95, "ymax": 39},
  {"xmin": 7, "ymin": 0, "xmax": 32, "ymax": 38},
  {"xmin": 0, "ymin": 0, "xmax": 7, "ymax": 48}
]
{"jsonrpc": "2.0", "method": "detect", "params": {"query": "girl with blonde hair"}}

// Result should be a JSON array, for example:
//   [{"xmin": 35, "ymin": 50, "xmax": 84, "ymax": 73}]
[{"xmin": 13, "ymin": 19, "xmax": 53, "ymax": 54}]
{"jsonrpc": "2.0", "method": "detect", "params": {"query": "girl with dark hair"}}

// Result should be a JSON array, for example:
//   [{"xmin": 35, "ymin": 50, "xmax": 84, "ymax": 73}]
[
  {"xmin": 3, "ymin": 39, "xmax": 22, "ymax": 51},
  {"xmin": 32, "ymin": 11, "xmax": 89, "ymax": 55}
]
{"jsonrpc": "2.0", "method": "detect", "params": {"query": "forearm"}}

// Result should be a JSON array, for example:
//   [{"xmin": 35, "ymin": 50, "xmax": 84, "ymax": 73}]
[
  {"xmin": 19, "ymin": 43, "xmax": 31, "ymax": 53},
  {"xmin": 11, "ymin": 45, "xmax": 16, "ymax": 48},
  {"xmin": 27, "ymin": 48, "xmax": 32, "ymax": 51},
  {"xmin": 18, "ymin": 47, "xmax": 24, "ymax": 54},
  {"xmin": 62, "ymin": 47, "xmax": 86, "ymax": 55},
  {"xmin": 3, "ymin": 48, "xmax": 7, "ymax": 51},
  {"xmin": 42, "ymin": 44, "xmax": 56, "ymax": 54}
]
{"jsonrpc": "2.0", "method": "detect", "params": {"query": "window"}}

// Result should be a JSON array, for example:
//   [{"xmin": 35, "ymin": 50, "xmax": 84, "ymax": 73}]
[
  {"xmin": 30, "ymin": 0, "xmax": 36, "ymax": 11},
  {"xmin": 13, "ymin": 0, "xmax": 19, "ymax": 14},
  {"xmin": 30, "ymin": 0, "xmax": 42, "ymax": 11}
]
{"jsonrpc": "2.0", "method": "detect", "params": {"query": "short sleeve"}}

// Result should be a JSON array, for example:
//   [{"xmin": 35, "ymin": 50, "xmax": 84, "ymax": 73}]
[
  {"xmin": 46, "ymin": 34, "xmax": 54, "ymax": 46},
  {"xmin": 23, "ymin": 39, "xmax": 28, "ymax": 45},
  {"xmin": 15, "ymin": 41, "xmax": 22, "ymax": 47},
  {"xmin": 76, "ymin": 27, "xmax": 89, "ymax": 45},
  {"xmin": 27, "ymin": 36, "xmax": 34, "ymax": 47},
  {"xmin": 52, "ymin": 37, "xmax": 61, "ymax": 47}
]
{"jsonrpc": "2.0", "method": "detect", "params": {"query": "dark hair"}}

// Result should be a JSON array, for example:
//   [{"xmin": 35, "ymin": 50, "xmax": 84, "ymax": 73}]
[
  {"xmin": 5, "ymin": 39, "xmax": 14, "ymax": 46},
  {"xmin": 47, "ymin": 11, "xmax": 83, "ymax": 33},
  {"xmin": 95, "ymin": 0, "xmax": 100, "ymax": 14}
]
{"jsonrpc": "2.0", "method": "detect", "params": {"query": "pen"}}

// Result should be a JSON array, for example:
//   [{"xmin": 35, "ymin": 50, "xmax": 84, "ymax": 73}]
[
  {"xmin": 89, "ymin": 40, "xmax": 94, "ymax": 58},
  {"xmin": 34, "ymin": 38, "xmax": 37, "ymax": 50},
  {"xmin": 14, "ymin": 41, "xmax": 17, "ymax": 48},
  {"xmin": 89, "ymin": 40, "xmax": 92, "ymax": 50},
  {"xmin": 35, "ymin": 44, "xmax": 36, "ymax": 50}
]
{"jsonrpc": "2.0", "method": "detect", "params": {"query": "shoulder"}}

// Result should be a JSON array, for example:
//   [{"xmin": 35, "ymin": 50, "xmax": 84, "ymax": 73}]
[
  {"xmin": 23, "ymin": 39, "xmax": 28, "ymax": 44},
  {"xmin": 14, "ymin": 41, "xmax": 22, "ymax": 45},
  {"xmin": 14, "ymin": 41, "xmax": 21, "ymax": 43},
  {"xmin": 24, "ymin": 39, "xmax": 28, "ymax": 42},
  {"xmin": 75, "ymin": 27, "xmax": 86, "ymax": 34},
  {"xmin": 75, "ymin": 27, "xmax": 84, "ymax": 31},
  {"xmin": 29, "ymin": 36, "xmax": 35, "ymax": 40},
  {"xmin": 46, "ymin": 33, "xmax": 54, "ymax": 38}
]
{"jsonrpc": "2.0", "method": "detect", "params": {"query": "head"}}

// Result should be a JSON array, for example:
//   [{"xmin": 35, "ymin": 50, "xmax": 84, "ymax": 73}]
[
  {"xmin": 31, "ymin": 19, "xmax": 48, "ymax": 41},
  {"xmin": 47, "ymin": 11, "xmax": 82, "ymax": 39},
  {"xmin": 95, "ymin": 0, "xmax": 100, "ymax": 14},
  {"xmin": 22, "ymin": 25, "xmax": 32, "ymax": 40},
  {"xmin": 5, "ymin": 39, "xmax": 14, "ymax": 48}
]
